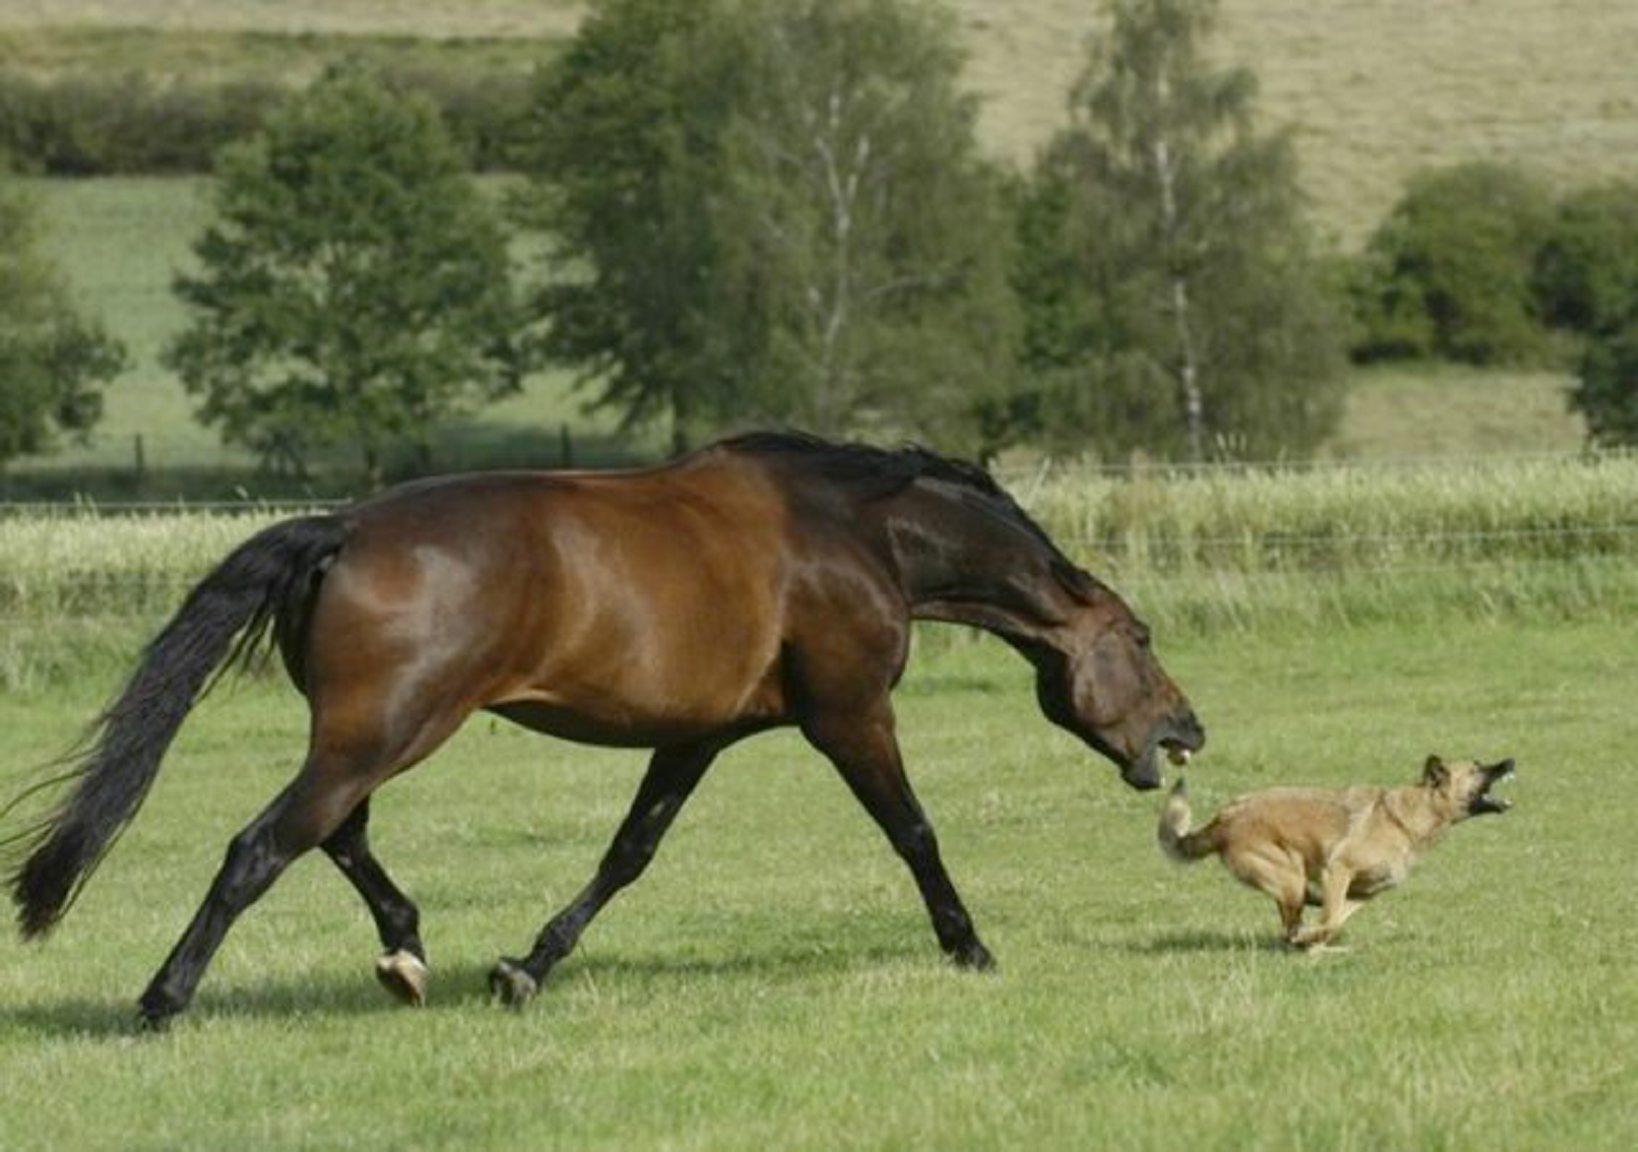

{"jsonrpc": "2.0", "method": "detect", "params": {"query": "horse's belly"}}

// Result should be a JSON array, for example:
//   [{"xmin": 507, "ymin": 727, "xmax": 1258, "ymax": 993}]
[{"xmin": 487, "ymin": 689, "xmax": 784, "ymax": 747}]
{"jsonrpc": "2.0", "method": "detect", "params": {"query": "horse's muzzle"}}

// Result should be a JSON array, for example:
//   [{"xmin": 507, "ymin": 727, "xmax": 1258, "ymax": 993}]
[{"xmin": 1124, "ymin": 711, "xmax": 1206, "ymax": 791}]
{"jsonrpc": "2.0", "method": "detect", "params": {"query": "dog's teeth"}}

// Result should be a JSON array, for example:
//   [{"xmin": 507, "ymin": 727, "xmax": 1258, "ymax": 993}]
[{"xmin": 1168, "ymin": 747, "xmax": 1191, "ymax": 766}]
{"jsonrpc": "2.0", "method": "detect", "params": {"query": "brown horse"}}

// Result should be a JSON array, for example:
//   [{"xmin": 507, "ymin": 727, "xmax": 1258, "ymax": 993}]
[{"xmin": 7, "ymin": 433, "xmax": 1202, "ymax": 1027}]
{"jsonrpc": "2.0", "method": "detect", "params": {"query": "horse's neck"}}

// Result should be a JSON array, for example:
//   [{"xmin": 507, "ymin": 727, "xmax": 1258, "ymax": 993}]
[{"xmin": 879, "ymin": 486, "xmax": 1062, "ymax": 646}]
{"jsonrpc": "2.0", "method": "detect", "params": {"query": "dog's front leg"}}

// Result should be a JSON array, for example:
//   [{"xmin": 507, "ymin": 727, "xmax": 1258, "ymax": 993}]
[{"xmin": 1291, "ymin": 866, "xmax": 1359, "ymax": 949}]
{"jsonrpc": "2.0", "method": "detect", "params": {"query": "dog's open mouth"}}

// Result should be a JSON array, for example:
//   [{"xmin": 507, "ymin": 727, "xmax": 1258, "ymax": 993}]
[{"xmin": 1470, "ymin": 758, "xmax": 1516, "ymax": 815}]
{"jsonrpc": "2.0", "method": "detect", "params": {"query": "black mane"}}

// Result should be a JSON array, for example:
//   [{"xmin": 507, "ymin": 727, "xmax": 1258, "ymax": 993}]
[{"xmin": 720, "ymin": 431, "xmax": 1087, "ymax": 584}]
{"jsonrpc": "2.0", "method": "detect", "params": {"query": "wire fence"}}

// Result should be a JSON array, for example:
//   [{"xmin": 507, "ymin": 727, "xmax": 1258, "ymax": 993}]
[
  {"xmin": 0, "ymin": 546, "xmax": 1631, "ymax": 622},
  {"xmin": 4, "ymin": 447, "xmax": 1635, "ymax": 517}
]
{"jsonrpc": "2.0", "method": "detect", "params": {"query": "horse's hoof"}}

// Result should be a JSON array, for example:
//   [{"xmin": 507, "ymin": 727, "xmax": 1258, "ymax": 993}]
[
  {"xmin": 135, "ymin": 1007, "xmax": 174, "ymax": 1034},
  {"xmin": 488, "ymin": 958, "xmax": 538, "ymax": 1009},
  {"xmin": 374, "ymin": 949, "xmax": 429, "ymax": 1007},
  {"xmin": 952, "ymin": 939, "xmax": 997, "ymax": 972}
]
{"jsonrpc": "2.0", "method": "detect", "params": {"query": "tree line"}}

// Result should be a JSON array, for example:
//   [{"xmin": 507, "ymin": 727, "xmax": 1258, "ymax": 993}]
[{"xmin": 2, "ymin": 0, "xmax": 1634, "ymax": 484}]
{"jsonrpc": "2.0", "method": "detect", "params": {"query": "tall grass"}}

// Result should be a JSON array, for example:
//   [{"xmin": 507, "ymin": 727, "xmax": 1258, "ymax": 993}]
[{"xmin": 2, "ymin": 453, "xmax": 1635, "ymax": 686}]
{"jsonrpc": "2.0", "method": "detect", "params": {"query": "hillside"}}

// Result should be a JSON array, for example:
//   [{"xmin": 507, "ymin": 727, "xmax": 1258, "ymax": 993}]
[{"xmin": 1, "ymin": 2, "xmax": 1634, "ymax": 242}]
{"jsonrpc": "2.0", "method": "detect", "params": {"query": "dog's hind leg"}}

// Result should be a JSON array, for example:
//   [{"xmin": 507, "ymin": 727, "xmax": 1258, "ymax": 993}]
[
  {"xmin": 1291, "ymin": 866, "xmax": 1361, "ymax": 950},
  {"xmin": 1225, "ymin": 848, "xmax": 1308, "ymax": 944}
]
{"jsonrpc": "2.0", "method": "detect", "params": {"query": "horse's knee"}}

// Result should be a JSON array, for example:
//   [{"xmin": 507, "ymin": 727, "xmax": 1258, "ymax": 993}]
[{"xmin": 215, "ymin": 825, "xmax": 283, "ymax": 904}]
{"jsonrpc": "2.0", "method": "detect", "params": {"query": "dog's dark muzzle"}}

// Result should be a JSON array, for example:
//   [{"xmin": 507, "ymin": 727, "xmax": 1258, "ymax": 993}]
[{"xmin": 1470, "ymin": 758, "xmax": 1516, "ymax": 816}]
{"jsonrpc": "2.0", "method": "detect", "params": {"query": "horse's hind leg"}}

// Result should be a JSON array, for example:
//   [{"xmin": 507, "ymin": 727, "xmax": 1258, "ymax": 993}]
[
  {"xmin": 489, "ymin": 740, "xmax": 719, "ymax": 1008},
  {"xmin": 136, "ymin": 755, "xmax": 372, "ymax": 1029},
  {"xmin": 134, "ymin": 687, "xmax": 469, "ymax": 1029},
  {"xmin": 322, "ymin": 799, "xmax": 428, "ymax": 1006}
]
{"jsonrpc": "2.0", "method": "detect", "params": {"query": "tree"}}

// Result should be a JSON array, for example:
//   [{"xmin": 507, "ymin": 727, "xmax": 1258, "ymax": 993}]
[
  {"xmin": 1015, "ymin": 0, "xmax": 1345, "ymax": 461},
  {"xmin": 1352, "ymin": 162, "xmax": 1554, "ymax": 365},
  {"xmin": 1534, "ymin": 181, "xmax": 1638, "ymax": 337},
  {"xmin": 0, "ymin": 184, "xmax": 125, "ymax": 469},
  {"xmin": 1571, "ymin": 321, "xmax": 1638, "ymax": 446},
  {"xmin": 166, "ymin": 66, "xmax": 523, "ymax": 486},
  {"xmin": 516, "ymin": 0, "xmax": 1017, "ymax": 453},
  {"xmin": 1539, "ymin": 181, "xmax": 1638, "ymax": 446}
]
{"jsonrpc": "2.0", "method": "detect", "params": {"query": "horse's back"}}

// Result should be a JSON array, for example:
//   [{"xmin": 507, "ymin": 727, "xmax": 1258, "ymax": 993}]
[{"xmin": 299, "ymin": 459, "xmax": 798, "ymax": 747}]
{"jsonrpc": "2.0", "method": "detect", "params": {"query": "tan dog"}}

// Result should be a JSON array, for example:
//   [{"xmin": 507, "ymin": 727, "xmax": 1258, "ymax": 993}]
[{"xmin": 1158, "ymin": 756, "xmax": 1514, "ymax": 948}]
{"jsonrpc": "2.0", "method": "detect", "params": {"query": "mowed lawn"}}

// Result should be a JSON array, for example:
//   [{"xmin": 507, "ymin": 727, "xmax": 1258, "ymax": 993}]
[{"xmin": 0, "ymin": 619, "xmax": 1633, "ymax": 1150}]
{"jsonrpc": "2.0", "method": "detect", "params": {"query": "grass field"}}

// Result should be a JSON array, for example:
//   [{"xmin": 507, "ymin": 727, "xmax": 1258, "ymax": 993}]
[
  {"xmin": 2, "ymin": 2, "xmax": 1634, "ymax": 242},
  {"xmin": 0, "ymin": 618, "xmax": 1633, "ymax": 1149}
]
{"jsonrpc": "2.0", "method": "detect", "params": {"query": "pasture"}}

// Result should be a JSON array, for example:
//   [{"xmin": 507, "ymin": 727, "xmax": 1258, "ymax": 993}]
[
  {"xmin": 0, "ymin": 616, "xmax": 1633, "ymax": 1149},
  {"xmin": 1, "ymin": 456, "xmax": 1635, "ymax": 1146}
]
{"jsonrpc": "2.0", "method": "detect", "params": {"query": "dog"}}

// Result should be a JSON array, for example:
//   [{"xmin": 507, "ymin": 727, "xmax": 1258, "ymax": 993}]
[{"xmin": 1158, "ymin": 755, "xmax": 1514, "ymax": 948}]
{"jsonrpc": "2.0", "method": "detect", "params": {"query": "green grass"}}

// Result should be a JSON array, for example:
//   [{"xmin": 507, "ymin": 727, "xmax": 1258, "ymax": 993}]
[
  {"xmin": 3, "ymin": 2, "xmax": 1635, "ymax": 241},
  {"xmin": 0, "ymin": 619, "xmax": 1633, "ymax": 1149}
]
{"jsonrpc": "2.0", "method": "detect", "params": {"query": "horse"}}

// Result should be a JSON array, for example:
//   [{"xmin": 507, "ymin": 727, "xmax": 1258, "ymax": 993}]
[{"xmin": 6, "ymin": 432, "xmax": 1203, "ymax": 1028}]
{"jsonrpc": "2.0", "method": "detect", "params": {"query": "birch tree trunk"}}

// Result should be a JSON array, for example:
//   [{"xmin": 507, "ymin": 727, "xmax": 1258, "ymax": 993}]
[{"xmin": 1153, "ymin": 134, "xmax": 1205, "ymax": 461}]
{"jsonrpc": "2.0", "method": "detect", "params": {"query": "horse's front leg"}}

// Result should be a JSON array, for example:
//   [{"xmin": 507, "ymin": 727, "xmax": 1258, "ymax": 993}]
[
  {"xmin": 489, "ymin": 739, "xmax": 720, "ymax": 1008},
  {"xmin": 803, "ymin": 699, "xmax": 993, "ymax": 970}
]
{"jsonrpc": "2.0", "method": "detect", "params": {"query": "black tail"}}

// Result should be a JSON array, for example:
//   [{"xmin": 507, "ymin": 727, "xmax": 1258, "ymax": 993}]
[{"xmin": 7, "ymin": 515, "xmax": 347, "ymax": 939}]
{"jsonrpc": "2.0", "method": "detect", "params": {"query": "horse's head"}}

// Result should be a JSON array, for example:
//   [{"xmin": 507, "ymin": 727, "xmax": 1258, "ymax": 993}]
[{"xmin": 1030, "ymin": 565, "xmax": 1204, "ymax": 790}]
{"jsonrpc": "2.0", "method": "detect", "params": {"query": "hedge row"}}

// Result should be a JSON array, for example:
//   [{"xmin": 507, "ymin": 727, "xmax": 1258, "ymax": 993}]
[{"xmin": 0, "ymin": 69, "xmax": 534, "ymax": 175}]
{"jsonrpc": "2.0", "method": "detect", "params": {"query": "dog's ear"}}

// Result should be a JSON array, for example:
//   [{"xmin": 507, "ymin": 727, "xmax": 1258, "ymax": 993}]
[{"xmin": 1422, "ymin": 754, "xmax": 1449, "ymax": 787}]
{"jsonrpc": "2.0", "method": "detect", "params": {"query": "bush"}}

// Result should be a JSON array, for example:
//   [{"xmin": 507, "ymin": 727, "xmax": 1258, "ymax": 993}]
[
  {"xmin": 1352, "ymin": 162, "xmax": 1555, "ymax": 365},
  {"xmin": 1570, "ymin": 321, "xmax": 1638, "ymax": 447},
  {"xmin": 1534, "ymin": 180, "xmax": 1638, "ymax": 336}
]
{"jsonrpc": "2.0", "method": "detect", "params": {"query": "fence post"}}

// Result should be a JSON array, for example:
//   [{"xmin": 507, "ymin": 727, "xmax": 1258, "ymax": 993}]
[{"xmin": 133, "ymin": 434, "xmax": 146, "ymax": 483}]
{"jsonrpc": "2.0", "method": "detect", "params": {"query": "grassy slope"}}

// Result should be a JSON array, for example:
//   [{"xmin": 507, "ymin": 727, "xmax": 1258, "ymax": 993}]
[
  {"xmin": 2, "ymin": 2, "xmax": 1635, "ymax": 243},
  {"xmin": 0, "ymin": 620, "xmax": 1632, "ymax": 1149}
]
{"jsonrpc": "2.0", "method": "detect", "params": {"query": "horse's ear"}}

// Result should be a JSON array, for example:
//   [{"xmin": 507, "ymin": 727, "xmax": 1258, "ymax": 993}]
[{"xmin": 1422, "ymin": 755, "xmax": 1449, "ymax": 787}]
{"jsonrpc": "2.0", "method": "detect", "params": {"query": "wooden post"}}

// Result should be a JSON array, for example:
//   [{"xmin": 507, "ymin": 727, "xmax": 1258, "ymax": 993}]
[{"xmin": 134, "ymin": 433, "xmax": 146, "ymax": 482}]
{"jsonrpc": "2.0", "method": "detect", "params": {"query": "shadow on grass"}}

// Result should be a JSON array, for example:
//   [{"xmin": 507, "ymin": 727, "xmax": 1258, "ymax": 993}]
[
  {"xmin": 0, "ymin": 938, "xmax": 931, "ymax": 1038},
  {"xmin": 1126, "ymin": 928, "xmax": 1287, "ymax": 954}
]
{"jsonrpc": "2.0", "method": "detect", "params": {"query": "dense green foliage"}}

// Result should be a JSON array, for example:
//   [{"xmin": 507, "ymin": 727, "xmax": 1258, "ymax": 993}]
[
  {"xmin": 0, "ymin": 184, "xmax": 125, "ymax": 468},
  {"xmin": 1535, "ymin": 182, "xmax": 1638, "ymax": 446},
  {"xmin": 0, "ymin": 68, "xmax": 535, "ymax": 175},
  {"xmin": 1534, "ymin": 181, "xmax": 1638, "ymax": 336},
  {"xmin": 1351, "ymin": 162, "xmax": 1556, "ymax": 365},
  {"xmin": 164, "ymin": 68, "xmax": 524, "ymax": 484},
  {"xmin": 1572, "ymin": 323, "xmax": 1638, "ymax": 446},
  {"xmin": 516, "ymin": 0, "xmax": 1017, "ymax": 452},
  {"xmin": 1013, "ymin": 0, "xmax": 1346, "ymax": 461}
]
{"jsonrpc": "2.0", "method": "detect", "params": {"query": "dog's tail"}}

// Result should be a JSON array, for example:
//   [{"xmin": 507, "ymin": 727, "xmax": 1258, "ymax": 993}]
[{"xmin": 1158, "ymin": 778, "xmax": 1220, "ymax": 862}]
